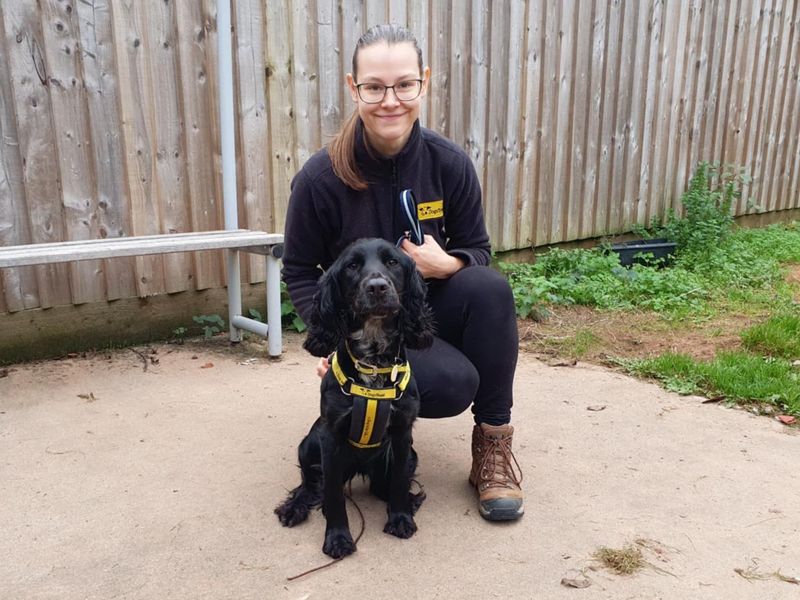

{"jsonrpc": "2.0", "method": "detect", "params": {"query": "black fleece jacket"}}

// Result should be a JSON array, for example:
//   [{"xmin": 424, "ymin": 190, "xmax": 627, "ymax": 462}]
[{"xmin": 282, "ymin": 119, "xmax": 491, "ymax": 323}]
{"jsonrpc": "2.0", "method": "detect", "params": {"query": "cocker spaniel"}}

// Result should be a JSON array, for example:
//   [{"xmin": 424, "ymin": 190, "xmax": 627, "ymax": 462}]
[{"xmin": 275, "ymin": 238, "xmax": 435, "ymax": 558}]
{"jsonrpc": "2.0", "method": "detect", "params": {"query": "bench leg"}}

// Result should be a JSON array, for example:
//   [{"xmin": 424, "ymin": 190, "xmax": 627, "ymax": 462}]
[
  {"xmin": 226, "ymin": 248, "xmax": 243, "ymax": 343},
  {"xmin": 265, "ymin": 250, "xmax": 282, "ymax": 357}
]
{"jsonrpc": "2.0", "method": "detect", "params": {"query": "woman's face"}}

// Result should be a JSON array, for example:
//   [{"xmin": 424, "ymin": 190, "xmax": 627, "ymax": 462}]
[{"xmin": 346, "ymin": 42, "xmax": 430, "ymax": 158}]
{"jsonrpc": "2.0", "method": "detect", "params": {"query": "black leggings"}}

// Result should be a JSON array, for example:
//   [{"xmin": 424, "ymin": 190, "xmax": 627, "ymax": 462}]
[{"xmin": 407, "ymin": 266, "xmax": 518, "ymax": 426}]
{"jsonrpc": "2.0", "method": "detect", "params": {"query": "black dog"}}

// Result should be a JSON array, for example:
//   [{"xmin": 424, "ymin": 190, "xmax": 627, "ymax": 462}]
[{"xmin": 275, "ymin": 238, "xmax": 435, "ymax": 558}]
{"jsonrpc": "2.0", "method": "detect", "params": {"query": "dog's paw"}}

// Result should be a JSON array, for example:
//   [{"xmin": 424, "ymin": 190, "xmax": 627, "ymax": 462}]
[
  {"xmin": 323, "ymin": 527, "xmax": 356, "ymax": 558},
  {"xmin": 274, "ymin": 500, "xmax": 310, "ymax": 528},
  {"xmin": 383, "ymin": 512, "xmax": 417, "ymax": 539}
]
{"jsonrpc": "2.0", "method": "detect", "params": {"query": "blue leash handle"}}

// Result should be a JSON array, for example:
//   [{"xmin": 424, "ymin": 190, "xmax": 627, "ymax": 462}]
[{"xmin": 398, "ymin": 189, "xmax": 423, "ymax": 246}]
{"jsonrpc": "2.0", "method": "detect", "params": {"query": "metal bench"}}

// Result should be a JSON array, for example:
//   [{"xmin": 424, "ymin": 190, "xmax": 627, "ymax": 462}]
[{"xmin": 0, "ymin": 230, "xmax": 284, "ymax": 357}]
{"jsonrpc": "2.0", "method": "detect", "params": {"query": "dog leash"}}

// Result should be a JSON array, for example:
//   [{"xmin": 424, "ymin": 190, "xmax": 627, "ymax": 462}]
[
  {"xmin": 285, "ymin": 478, "xmax": 426, "ymax": 581},
  {"xmin": 285, "ymin": 482, "xmax": 365, "ymax": 581},
  {"xmin": 396, "ymin": 189, "xmax": 424, "ymax": 247}
]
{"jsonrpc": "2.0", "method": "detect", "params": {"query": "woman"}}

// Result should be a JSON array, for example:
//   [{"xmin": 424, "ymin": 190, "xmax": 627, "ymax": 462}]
[{"xmin": 282, "ymin": 24, "xmax": 523, "ymax": 521}]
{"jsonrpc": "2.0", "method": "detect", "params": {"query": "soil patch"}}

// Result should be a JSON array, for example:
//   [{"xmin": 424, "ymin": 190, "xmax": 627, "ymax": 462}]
[{"xmin": 519, "ymin": 305, "xmax": 766, "ymax": 364}]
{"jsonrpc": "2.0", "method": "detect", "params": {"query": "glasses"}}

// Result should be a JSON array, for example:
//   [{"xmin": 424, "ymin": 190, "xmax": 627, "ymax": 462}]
[{"xmin": 355, "ymin": 79, "xmax": 423, "ymax": 104}]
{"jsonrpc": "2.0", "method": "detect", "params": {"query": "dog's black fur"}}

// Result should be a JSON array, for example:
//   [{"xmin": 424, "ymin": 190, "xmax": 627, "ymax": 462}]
[{"xmin": 275, "ymin": 238, "xmax": 435, "ymax": 558}]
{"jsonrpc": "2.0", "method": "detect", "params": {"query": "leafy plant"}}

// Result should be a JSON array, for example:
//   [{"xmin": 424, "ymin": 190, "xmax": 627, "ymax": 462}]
[
  {"xmin": 280, "ymin": 282, "xmax": 306, "ymax": 332},
  {"xmin": 659, "ymin": 162, "xmax": 751, "ymax": 260},
  {"xmin": 171, "ymin": 326, "xmax": 188, "ymax": 344},
  {"xmin": 192, "ymin": 314, "xmax": 225, "ymax": 339}
]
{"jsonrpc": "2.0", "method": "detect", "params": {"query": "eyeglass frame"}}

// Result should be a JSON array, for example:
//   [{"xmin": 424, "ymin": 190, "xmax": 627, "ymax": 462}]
[{"xmin": 354, "ymin": 79, "xmax": 424, "ymax": 104}]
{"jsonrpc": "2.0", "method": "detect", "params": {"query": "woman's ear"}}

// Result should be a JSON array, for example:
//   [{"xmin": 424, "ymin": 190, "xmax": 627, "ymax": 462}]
[
  {"xmin": 420, "ymin": 66, "xmax": 431, "ymax": 98},
  {"xmin": 401, "ymin": 261, "xmax": 435, "ymax": 350},
  {"xmin": 303, "ymin": 269, "xmax": 343, "ymax": 357},
  {"xmin": 346, "ymin": 73, "xmax": 359, "ymax": 103}
]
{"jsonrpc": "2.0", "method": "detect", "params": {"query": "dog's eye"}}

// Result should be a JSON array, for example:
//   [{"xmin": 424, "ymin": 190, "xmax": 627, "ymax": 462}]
[
  {"xmin": 385, "ymin": 258, "xmax": 398, "ymax": 267},
  {"xmin": 346, "ymin": 262, "xmax": 359, "ymax": 271}
]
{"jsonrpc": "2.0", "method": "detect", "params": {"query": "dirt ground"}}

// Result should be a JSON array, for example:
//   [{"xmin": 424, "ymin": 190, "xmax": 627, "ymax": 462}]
[{"xmin": 2, "ymin": 332, "xmax": 799, "ymax": 599}]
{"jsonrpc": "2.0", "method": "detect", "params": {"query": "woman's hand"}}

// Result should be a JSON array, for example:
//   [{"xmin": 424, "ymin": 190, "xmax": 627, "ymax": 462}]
[
  {"xmin": 400, "ymin": 235, "xmax": 465, "ymax": 279},
  {"xmin": 316, "ymin": 357, "xmax": 330, "ymax": 378}
]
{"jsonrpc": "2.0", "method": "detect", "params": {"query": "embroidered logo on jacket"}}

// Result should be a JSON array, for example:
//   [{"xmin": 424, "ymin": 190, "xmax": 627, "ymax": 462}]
[{"xmin": 417, "ymin": 200, "xmax": 444, "ymax": 220}]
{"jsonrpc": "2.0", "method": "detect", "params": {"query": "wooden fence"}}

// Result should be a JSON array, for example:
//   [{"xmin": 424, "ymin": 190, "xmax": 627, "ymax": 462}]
[{"xmin": 1, "ymin": 0, "xmax": 799, "ymax": 314}]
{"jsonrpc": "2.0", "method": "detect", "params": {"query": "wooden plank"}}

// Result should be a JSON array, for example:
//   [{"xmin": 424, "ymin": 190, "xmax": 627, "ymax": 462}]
[
  {"xmin": 743, "ymin": 0, "xmax": 776, "ymax": 212},
  {"xmin": 635, "ymin": 0, "xmax": 665, "ymax": 226},
  {"xmin": 535, "ymin": 0, "xmax": 558, "ymax": 244},
  {"xmin": 317, "ymin": 0, "xmax": 343, "ymax": 143},
  {"xmin": 175, "ymin": 1, "xmax": 225, "ymax": 290},
  {"xmin": 776, "ymin": 0, "xmax": 800, "ymax": 210},
  {"xmin": 552, "ymin": 0, "xmax": 577, "ymax": 242},
  {"xmin": 388, "ymin": 0, "xmax": 408, "ymax": 24},
  {"xmin": 233, "ymin": 0, "xmax": 271, "ymax": 282},
  {"xmin": 499, "ymin": 0, "xmax": 525, "ymax": 250},
  {"xmin": 594, "ymin": 0, "xmax": 623, "ymax": 236},
  {"xmin": 564, "ymin": 0, "xmax": 593, "ymax": 240},
  {"xmin": 483, "ymin": 0, "xmax": 509, "ymax": 247},
  {"xmin": 265, "ymin": 0, "xmax": 296, "ymax": 235},
  {"xmin": 581, "ymin": 0, "xmax": 605, "ymax": 237},
  {"xmin": 365, "ymin": 0, "xmax": 387, "ymax": 28},
  {"xmin": 1, "ymin": 1, "xmax": 72, "ymax": 308},
  {"xmin": 74, "ymin": 0, "xmax": 137, "ymax": 301},
  {"xmin": 756, "ymin": 0, "xmax": 793, "ymax": 212},
  {"xmin": 659, "ymin": 0, "xmax": 691, "ymax": 218},
  {"xmin": 679, "ymin": 1, "xmax": 710, "ymax": 204},
  {"xmin": 700, "ymin": 0, "xmax": 729, "ymax": 163},
  {"xmin": 605, "ymin": 0, "xmax": 637, "ymax": 234},
  {"xmin": 516, "ymin": 0, "xmax": 543, "ymax": 248},
  {"xmin": 292, "ymin": 0, "xmax": 321, "ymax": 169},
  {"xmin": 466, "ymin": 0, "xmax": 489, "ymax": 210},
  {"xmin": 736, "ymin": 0, "xmax": 771, "ymax": 213},
  {"xmin": 0, "ymin": 7, "xmax": 38, "ymax": 312},
  {"xmin": 406, "ymin": 0, "xmax": 429, "ymax": 126},
  {"xmin": 142, "ymin": 0, "xmax": 192, "ymax": 293},
  {"xmin": 447, "ymin": 1, "xmax": 470, "ymax": 147},
  {"xmin": 0, "ymin": 231, "xmax": 283, "ymax": 268},
  {"xmin": 111, "ymin": 0, "xmax": 166, "ymax": 296},
  {"xmin": 709, "ymin": 0, "xmax": 740, "ymax": 164},
  {"xmin": 620, "ymin": 0, "xmax": 649, "ymax": 229},
  {"xmin": 428, "ymin": 0, "xmax": 450, "ymax": 136},
  {"xmin": 40, "ymin": 0, "xmax": 107, "ymax": 305}
]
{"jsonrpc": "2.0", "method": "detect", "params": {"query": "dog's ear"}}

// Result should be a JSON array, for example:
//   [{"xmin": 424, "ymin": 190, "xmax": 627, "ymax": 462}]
[
  {"xmin": 401, "ymin": 259, "xmax": 435, "ymax": 350},
  {"xmin": 303, "ymin": 268, "xmax": 344, "ymax": 357}
]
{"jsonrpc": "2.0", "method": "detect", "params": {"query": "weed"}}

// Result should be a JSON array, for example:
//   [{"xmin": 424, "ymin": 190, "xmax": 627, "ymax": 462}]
[
  {"xmin": 625, "ymin": 351, "xmax": 800, "ymax": 415},
  {"xmin": 741, "ymin": 314, "xmax": 800, "ymax": 360},
  {"xmin": 592, "ymin": 545, "xmax": 645, "ymax": 575},
  {"xmin": 280, "ymin": 282, "xmax": 306, "ymax": 332},
  {"xmin": 193, "ymin": 314, "xmax": 225, "ymax": 339}
]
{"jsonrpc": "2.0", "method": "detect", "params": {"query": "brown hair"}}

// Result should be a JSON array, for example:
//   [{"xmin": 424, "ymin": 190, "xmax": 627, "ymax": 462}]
[{"xmin": 328, "ymin": 24, "xmax": 424, "ymax": 190}]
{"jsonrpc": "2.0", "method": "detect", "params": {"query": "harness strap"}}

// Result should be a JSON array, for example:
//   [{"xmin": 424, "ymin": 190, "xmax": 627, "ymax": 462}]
[{"xmin": 330, "ymin": 350, "xmax": 412, "ymax": 449}]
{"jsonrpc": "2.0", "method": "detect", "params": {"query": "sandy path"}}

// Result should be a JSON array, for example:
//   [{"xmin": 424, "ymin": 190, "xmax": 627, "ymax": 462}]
[{"xmin": 1, "ymin": 333, "xmax": 798, "ymax": 599}]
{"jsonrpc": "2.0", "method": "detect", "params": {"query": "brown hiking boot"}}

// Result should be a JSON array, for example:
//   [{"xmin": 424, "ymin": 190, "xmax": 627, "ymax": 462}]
[{"xmin": 469, "ymin": 423, "xmax": 524, "ymax": 521}]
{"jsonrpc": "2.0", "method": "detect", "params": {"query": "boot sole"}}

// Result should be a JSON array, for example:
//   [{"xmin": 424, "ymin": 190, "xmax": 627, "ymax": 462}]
[{"xmin": 479, "ymin": 503, "xmax": 524, "ymax": 521}]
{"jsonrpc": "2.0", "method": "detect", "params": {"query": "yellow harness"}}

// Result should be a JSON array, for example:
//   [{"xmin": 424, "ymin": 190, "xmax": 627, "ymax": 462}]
[{"xmin": 331, "ymin": 349, "xmax": 411, "ymax": 449}]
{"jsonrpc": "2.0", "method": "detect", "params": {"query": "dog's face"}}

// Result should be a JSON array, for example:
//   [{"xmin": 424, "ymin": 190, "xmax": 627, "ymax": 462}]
[
  {"xmin": 339, "ymin": 238, "xmax": 405, "ymax": 318},
  {"xmin": 303, "ymin": 238, "xmax": 435, "ymax": 357}
]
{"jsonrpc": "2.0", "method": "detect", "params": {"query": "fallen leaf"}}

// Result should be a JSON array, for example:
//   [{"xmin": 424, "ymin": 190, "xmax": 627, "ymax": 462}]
[
  {"xmin": 587, "ymin": 405, "xmax": 607, "ymax": 412},
  {"xmin": 78, "ymin": 392, "xmax": 97, "ymax": 402},
  {"xmin": 547, "ymin": 358, "xmax": 577, "ymax": 367},
  {"xmin": 561, "ymin": 571, "xmax": 591, "ymax": 588},
  {"xmin": 200, "ymin": 362, "xmax": 214, "ymax": 369},
  {"xmin": 0, "ymin": 368, "xmax": 9, "ymax": 378},
  {"xmin": 777, "ymin": 415, "xmax": 797, "ymax": 425}
]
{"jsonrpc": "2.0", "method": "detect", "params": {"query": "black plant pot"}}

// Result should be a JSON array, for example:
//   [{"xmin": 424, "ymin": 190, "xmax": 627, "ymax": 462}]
[{"xmin": 609, "ymin": 238, "xmax": 677, "ymax": 268}]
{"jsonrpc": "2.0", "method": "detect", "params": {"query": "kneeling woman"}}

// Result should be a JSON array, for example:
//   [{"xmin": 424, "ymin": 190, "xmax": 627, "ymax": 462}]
[{"xmin": 282, "ymin": 23, "xmax": 523, "ymax": 521}]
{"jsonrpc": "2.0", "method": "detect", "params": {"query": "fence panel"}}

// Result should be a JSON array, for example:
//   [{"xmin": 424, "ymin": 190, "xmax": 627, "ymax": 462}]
[{"xmin": 1, "ymin": 0, "xmax": 799, "ymax": 314}]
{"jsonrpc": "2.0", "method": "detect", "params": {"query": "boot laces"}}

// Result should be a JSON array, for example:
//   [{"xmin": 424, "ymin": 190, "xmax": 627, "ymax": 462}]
[{"xmin": 479, "ymin": 435, "xmax": 523, "ymax": 489}]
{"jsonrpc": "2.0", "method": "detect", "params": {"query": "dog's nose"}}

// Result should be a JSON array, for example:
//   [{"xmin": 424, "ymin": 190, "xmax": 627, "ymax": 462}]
[{"xmin": 365, "ymin": 277, "xmax": 390, "ymax": 297}]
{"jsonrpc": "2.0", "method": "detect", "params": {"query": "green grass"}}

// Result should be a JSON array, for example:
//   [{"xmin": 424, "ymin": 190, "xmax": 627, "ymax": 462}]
[
  {"xmin": 625, "ymin": 351, "xmax": 800, "ymax": 415},
  {"xmin": 500, "ymin": 221, "xmax": 800, "ymax": 320},
  {"xmin": 501, "ymin": 215, "xmax": 800, "ymax": 416},
  {"xmin": 741, "ymin": 314, "xmax": 800, "ymax": 360}
]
